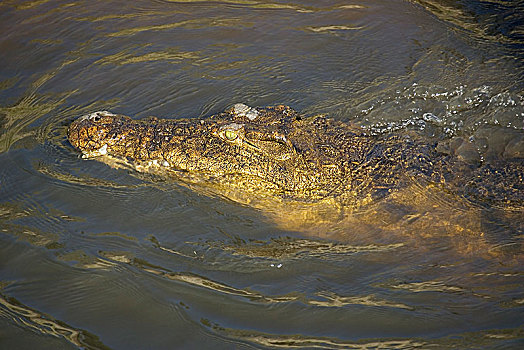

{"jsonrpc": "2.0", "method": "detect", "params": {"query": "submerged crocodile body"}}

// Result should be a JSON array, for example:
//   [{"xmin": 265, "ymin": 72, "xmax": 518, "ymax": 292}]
[{"xmin": 67, "ymin": 104, "xmax": 523, "ymax": 210}]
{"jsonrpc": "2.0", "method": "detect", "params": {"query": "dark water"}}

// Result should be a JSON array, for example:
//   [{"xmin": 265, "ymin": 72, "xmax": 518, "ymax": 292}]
[{"xmin": 1, "ymin": 0, "xmax": 524, "ymax": 349}]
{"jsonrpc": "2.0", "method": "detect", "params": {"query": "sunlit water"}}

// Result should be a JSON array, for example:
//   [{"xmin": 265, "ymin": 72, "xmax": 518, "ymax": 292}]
[{"xmin": 1, "ymin": 1, "xmax": 523, "ymax": 349}]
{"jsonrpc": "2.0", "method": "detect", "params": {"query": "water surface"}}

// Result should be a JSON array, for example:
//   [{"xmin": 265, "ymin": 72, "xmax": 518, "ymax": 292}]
[{"xmin": 1, "ymin": 0, "xmax": 523, "ymax": 349}]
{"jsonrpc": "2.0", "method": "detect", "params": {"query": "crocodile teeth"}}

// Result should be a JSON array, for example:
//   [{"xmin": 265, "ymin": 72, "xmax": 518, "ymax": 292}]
[{"xmin": 98, "ymin": 144, "xmax": 108, "ymax": 155}]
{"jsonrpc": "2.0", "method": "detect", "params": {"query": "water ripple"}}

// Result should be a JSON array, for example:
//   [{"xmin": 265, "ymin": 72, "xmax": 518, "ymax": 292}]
[{"xmin": 0, "ymin": 292, "xmax": 108, "ymax": 350}]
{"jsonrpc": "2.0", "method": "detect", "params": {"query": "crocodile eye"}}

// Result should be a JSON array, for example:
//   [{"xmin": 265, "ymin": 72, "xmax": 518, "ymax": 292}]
[{"xmin": 224, "ymin": 130, "xmax": 237, "ymax": 141}]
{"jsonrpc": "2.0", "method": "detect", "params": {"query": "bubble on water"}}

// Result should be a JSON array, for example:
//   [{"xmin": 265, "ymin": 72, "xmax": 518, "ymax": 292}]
[
  {"xmin": 444, "ymin": 127, "xmax": 454, "ymax": 136},
  {"xmin": 357, "ymin": 83, "xmax": 524, "ymax": 137},
  {"xmin": 489, "ymin": 92, "xmax": 519, "ymax": 107},
  {"xmin": 422, "ymin": 113, "xmax": 442, "ymax": 124},
  {"xmin": 475, "ymin": 85, "xmax": 492, "ymax": 95}
]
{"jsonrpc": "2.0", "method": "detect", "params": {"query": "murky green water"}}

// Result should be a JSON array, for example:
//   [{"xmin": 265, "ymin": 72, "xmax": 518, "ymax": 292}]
[{"xmin": 1, "ymin": 1, "xmax": 523, "ymax": 349}]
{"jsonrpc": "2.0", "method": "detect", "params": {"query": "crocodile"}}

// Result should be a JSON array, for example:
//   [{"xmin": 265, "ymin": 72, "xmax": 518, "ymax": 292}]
[
  {"xmin": 67, "ymin": 103, "xmax": 524, "ymax": 254},
  {"xmin": 67, "ymin": 104, "xmax": 523, "ymax": 210}
]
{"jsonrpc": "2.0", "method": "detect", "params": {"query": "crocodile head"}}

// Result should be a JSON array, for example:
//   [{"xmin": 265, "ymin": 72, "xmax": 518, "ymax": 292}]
[
  {"xmin": 67, "ymin": 111, "xmax": 131, "ymax": 158},
  {"xmin": 68, "ymin": 105, "xmax": 339, "ymax": 199}
]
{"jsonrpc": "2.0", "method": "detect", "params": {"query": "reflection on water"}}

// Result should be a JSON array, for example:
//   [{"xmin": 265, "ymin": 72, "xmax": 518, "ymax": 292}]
[
  {"xmin": 0, "ymin": 0, "xmax": 523, "ymax": 349},
  {"xmin": 0, "ymin": 292, "xmax": 108, "ymax": 349}
]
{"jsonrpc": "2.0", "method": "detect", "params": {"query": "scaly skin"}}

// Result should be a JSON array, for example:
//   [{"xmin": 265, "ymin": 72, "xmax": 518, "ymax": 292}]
[{"xmin": 67, "ymin": 104, "xmax": 523, "ymax": 208}]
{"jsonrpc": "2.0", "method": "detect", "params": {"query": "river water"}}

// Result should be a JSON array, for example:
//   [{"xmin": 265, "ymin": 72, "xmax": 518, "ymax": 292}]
[{"xmin": 1, "ymin": 1, "xmax": 523, "ymax": 349}]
